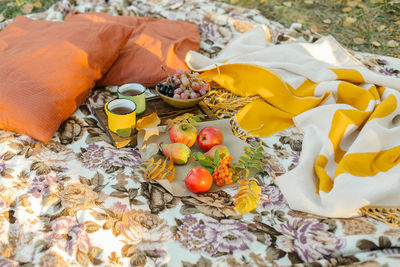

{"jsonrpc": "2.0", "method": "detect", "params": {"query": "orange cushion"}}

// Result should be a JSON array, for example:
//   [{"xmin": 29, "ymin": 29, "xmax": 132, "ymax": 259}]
[
  {"xmin": 65, "ymin": 12, "xmax": 200, "ymax": 87},
  {"xmin": 0, "ymin": 16, "xmax": 132, "ymax": 142}
]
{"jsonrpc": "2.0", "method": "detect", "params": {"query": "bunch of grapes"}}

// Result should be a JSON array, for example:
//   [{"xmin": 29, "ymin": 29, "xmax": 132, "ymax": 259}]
[
  {"xmin": 157, "ymin": 69, "xmax": 211, "ymax": 99},
  {"xmin": 212, "ymin": 156, "xmax": 234, "ymax": 186}
]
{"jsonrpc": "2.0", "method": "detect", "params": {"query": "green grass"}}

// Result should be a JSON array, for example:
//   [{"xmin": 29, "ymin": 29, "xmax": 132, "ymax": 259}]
[
  {"xmin": 0, "ymin": 0, "xmax": 58, "ymax": 19},
  {"xmin": 217, "ymin": 0, "xmax": 400, "ymax": 58},
  {"xmin": 0, "ymin": 0, "xmax": 399, "ymax": 58}
]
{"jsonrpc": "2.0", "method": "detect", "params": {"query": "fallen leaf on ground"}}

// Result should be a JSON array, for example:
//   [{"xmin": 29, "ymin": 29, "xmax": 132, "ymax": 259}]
[
  {"xmin": 22, "ymin": 3, "xmax": 34, "ymax": 14},
  {"xmin": 304, "ymin": 0, "xmax": 313, "ymax": 4},
  {"xmin": 347, "ymin": 1, "xmax": 361, "ymax": 7},
  {"xmin": 323, "ymin": 19, "xmax": 331, "ymax": 24},
  {"xmin": 377, "ymin": 25, "xmax": 386, "ymax": 32},
  {"xmin": 394, "ymin": 21, "xmax": 400, "ymax": 26},
  {"xmin": 387, "ymin": 40, "xmax": 399, "ymax": 48},
  {"xmin": 371, "ymin": 41, "xmax": 381, "ymax": 47},
  {"xmin": 136, "ymin": 112, "xmax": 161, "ymax": 130},
  {"xmin": 33, "ymin": 0, "xmax": 42, "ymax": 8},
  {"xmin": 344, "ymin": 17, "xmax": 357, "ymax": 27},
  {"xmin": 310, "ymin": 25, "xmax": 319, "ymax": 31},
  {"xmin": 353, "ymin": 38, "xmax": 366, "ymax": 44},
  {"xmin": 283, "ymin": 2, "xmax": 292, "ymax": 7},
  {"xmin": 342, "ymin": 7, "xmax": 352, "ymax": 12}
]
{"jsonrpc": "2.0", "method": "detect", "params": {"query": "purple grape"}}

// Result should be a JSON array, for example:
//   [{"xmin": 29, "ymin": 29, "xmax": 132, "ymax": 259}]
[
  {"xmin": 181, "ymin": 93, "xmax": 188, "ymax": 99},
  {"xmin": 190, "ymin": 92, "xmax": 197, "ymax": 99},
  {"xmin": 174, "ymin": 79, "xmax": 181, "ymax": 85},
  {"xmin": 199, "ymin": 88, "xmax": 206, "ymax": 95}
]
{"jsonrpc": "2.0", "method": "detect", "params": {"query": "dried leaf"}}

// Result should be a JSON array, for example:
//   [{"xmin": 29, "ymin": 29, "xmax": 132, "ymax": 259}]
[
  {"xmin": 372, "ymin": 41, "xmax": 381, "ymax": 47},
  {"xmin": 144, "ymin": 157, "xmax": 175, "ymax": 182},
  {"xmin": 136, "ymin": 112, "xmax": 161, "ymax": 130},
  {"xmin": 323, "ymin": 19, "xmax": 331, "ymax": 24},
  {"xmin": 33, "ymin": 0, "xmax": 42, "ymax": 8},
  {"xmin": 387, "ymin": 40, "xmax": 399, "ymax": 48},
  {"xmin": 22, "ymin": 3, "xmax": 34, "ymax": 14},
  {"xmin": 233, "ymin": 178, "xmax": 261, "ymax": 214},
  {"xmin": 377, "ymin": 25, "xmax": 386, "ymax": 32},
  {"xmin": 353, "ymin": 38, "xmax": 366, "ymax": 44},
  {"xmin": 342, "ymin": 7, "xmax": 352, "ymax": 12},
  {"xmin": 283, "ymin": 2, "xmax": 292, "ymax": 7},
  {"xmin": 344, "ymin": 17, "xmax": 357, "ymax": 27},
  {"xmin": 347, "ymin": 1, "xmax": 360, "ymax": 7}
]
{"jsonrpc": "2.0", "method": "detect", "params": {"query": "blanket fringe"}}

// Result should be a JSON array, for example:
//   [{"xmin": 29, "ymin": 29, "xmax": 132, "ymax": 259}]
[
  {"xmin": 205, "ymin": 88, "xmax": 260, "ymax": 119},
  {"xmin": 360, "ymin": 206, "xmax": 400, "ymax": 226}
]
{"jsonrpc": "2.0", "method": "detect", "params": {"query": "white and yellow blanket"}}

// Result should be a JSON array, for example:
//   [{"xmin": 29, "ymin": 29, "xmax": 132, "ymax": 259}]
[{"xmin": 186, "ymin": 26, "xmax": 400, "ymax": 218}]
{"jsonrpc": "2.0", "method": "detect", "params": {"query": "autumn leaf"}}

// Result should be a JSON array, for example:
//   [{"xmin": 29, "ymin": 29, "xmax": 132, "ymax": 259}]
[
  {"xmin": 143, "ymin": 157, "xmax": 175, "ymax": 182},
  {"xmin": 33, "ymin": 0, "xmax": 42, "ymax": 8},
  {"xmin": 136, "ymin": 112, "xmax": 161, "ymax": 130},
  {"xmin": 166, "ymin": 113, "xmax": 205, "ymax": 129},
  {"xmin": 233, "ymin": 177, "xmax": 261, "ymax": 214},
  {"xmin": 22, "ymin": 3, "xmax": 34, "ymax": 14}
]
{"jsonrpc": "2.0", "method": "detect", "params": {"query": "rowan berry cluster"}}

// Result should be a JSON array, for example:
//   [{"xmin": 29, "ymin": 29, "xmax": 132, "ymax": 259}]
[{"xmin": 212, "ymin": 156, "xmax": 234, "ymax": 186}]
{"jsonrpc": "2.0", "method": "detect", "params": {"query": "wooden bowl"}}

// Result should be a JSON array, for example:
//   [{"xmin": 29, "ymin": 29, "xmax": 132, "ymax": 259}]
[{"xmin": 156, "ymin": 86, "xmax": 207, "ymax": 109}]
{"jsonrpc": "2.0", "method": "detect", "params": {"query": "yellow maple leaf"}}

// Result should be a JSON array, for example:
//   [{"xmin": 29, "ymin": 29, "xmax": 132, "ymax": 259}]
[
  {"xmin": 233, "ymin": 178, "xmax": 261, "ymax": 214},
  {"xmin": 136, "ymin": 112, "xmax": 161, "ymax": 130}
]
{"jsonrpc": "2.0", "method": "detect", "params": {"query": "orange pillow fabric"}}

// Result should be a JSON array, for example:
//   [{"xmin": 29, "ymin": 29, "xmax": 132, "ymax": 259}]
[
  {"xmin": 65, "ymin": 12, "xmax": 200, "ymax": 87},
  {"xmin": 0, "ymin": 16, "xmax": 132, "ymax": 142}
]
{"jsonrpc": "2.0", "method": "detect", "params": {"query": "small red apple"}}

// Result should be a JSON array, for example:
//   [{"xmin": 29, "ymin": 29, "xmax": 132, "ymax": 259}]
[
  {"xmin": 197, "ymin": 126, "xmax": 224, "ymax": 151},
  {"xmin": 185, "ymin": 166, "xmax": 213, "ymax": 193},
  {"xmin": 169, "ymin": 123, "xmax": 197, "ymax": 147}
]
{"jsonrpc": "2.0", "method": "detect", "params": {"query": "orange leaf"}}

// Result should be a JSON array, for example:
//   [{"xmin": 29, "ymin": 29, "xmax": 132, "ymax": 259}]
[
  {"xmin": 136, "ymin": 112, "xmax": 160, "ymax": 130},
  {"xmin": 143, "ymin": 157, "xmax": 175, "ymax": 182}
]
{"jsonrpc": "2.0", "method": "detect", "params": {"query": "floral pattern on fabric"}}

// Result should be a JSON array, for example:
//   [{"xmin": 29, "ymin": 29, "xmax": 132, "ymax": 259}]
[{"xmin": 0, "ymin": 0, "xmax": 399, "ymax": 266}]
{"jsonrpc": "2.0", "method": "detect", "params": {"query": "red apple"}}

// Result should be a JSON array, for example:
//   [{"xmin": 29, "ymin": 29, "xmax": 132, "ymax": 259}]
[
  {"xmin": 185, "ymin": 166, "xmax": 213, "ymax": 193},
  {"xmin": 169, "ymin": 123, "xmax": 197, "ymax": 147},
  {"xmin": 197, "ymin": 126, "xmax": 224, "ymax": 151}
]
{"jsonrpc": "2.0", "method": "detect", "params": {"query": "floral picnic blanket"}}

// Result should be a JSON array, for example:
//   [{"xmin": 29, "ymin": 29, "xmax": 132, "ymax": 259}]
[{"xmin": 1, "ymin": 0, "xmax": 400, "ymax": 266}]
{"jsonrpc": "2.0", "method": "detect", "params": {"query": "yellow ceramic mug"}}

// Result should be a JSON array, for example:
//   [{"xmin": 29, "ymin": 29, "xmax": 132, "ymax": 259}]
[
  {"xmin": 118, "ymin": 83, "xmax": 146, "ymax": 115},
  {"xmin": 104, "ymin": 98, "xmax": 137, "ymax": 137}
]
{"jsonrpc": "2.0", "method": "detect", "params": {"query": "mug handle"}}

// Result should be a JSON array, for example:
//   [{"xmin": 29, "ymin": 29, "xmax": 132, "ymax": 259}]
[{"xmin": 104, "ymin": 102, "xmax": 110, "ymax": 117}]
